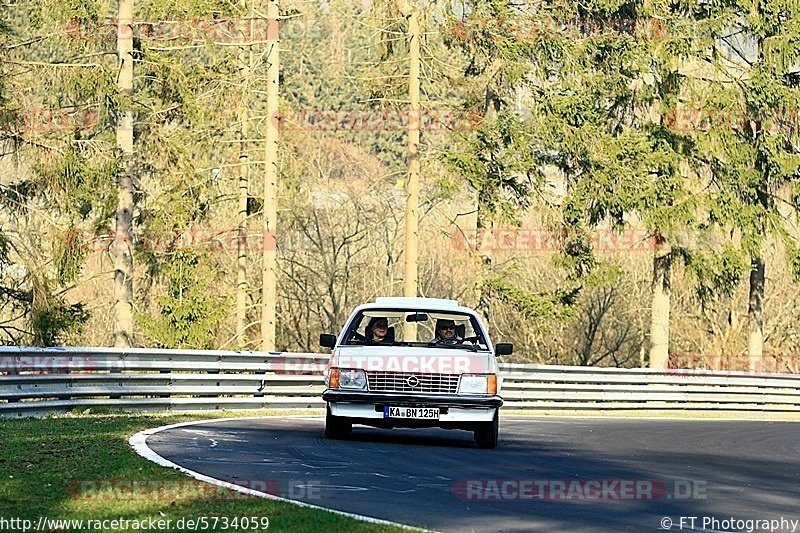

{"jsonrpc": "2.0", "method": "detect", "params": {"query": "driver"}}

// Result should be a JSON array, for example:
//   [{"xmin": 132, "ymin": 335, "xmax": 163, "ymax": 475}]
[
  {"xmin": 434, "ymin": 319, "xmax": 463, "ymax": 344},
  {"xmin": 366, "ymin": 317, "xmax": 390, "ymax": 343}
]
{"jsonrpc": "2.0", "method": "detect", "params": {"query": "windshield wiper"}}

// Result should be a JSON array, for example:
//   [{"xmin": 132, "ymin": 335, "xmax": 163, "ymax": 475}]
[
  {"xmin": 423, "ymin": 342, "xmax": 478, "ymax": 350},
  {"xmin": 346, "ymin": 340, "xmax": 411, "ymax": 347}
]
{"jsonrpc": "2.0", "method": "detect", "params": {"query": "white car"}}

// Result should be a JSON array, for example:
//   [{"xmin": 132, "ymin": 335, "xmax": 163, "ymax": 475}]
[{"xmin": 320, "ymin": 297, "xmax": 512, "ymax": 449}]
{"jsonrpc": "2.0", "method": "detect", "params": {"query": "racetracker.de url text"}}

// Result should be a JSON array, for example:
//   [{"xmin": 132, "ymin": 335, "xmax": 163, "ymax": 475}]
[{"xmin": 0, "ymin": 515, "xmax": 270, "ymax": 531}]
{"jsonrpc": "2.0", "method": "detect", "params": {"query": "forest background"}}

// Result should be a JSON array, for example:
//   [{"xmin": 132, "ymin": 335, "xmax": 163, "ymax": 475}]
[{"xmin": 2, "ymin": 0, "xmax": 800, "ymax": 372}]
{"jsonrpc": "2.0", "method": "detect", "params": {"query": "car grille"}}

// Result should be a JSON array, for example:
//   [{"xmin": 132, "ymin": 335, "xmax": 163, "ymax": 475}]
[{"xmin": 367, "ymin": 372, "xmax": 460, "ymax": 394}]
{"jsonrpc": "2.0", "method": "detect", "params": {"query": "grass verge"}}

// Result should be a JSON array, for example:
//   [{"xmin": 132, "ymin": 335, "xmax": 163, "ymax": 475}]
[{"xmin": 0, "ymin": 411, "xmax": 411, "ymax": 532}]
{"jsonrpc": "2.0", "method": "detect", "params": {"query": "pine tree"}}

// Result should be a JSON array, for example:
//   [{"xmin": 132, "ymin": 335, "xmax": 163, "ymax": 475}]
[
  {"xmin": 441, "ymin": 1, "xmax": 580, "ymax": 329},
  {"xmin": 131, "ymin": 0, "xmax": 253, "ymax": 349},
  {"xmin": 0, "ymin": 0, "xmax": 117, "ymax": 346},
  {"xmin": 692, "ymin": 2, "xmax": 800, "ymax": 369},
  {"xmin": 509, "ymin": 1, "xmax": 704, "ymax": 367}
]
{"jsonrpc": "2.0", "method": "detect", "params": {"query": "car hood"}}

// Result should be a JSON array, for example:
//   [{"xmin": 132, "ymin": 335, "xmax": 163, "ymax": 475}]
[{"xmin": 331, "ymin": 345, "xmax": 494, "ymax": 374}]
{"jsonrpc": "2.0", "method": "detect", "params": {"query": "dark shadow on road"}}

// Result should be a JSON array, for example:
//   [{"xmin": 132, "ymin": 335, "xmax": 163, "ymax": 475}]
[{"xmin": 147, "ymin": 417, "xmax": 800, "ymax": 532}]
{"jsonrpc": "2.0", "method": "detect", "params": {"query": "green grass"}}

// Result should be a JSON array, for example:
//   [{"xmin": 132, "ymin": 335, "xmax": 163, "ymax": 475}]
[{"xmin": 0, "ymin": 411, "xmax": 412, "ymax": 532}]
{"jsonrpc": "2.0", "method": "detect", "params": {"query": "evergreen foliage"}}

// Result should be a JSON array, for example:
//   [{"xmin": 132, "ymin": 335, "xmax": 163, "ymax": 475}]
[
  {"xmin": 687, "ymin": 0, "xmax": 800, "ymax": 356},
  {"xmin": 136, "ymin": 249, "xmax": 228, "ymax": 348},
  {"xmin": 1, "ymin": 0, "xmax": 799, "ymax": 365}
]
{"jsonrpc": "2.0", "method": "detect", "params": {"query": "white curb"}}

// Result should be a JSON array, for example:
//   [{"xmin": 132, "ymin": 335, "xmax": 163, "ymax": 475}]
[{"xmin": 129, "ymin": 416, "xmax": 430, "ymax": 532}]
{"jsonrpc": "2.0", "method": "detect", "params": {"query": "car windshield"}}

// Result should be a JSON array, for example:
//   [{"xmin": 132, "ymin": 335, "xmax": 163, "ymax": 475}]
[{"xmin": 343, "ymin": 309, "xmax": 489, "ymax": 350}]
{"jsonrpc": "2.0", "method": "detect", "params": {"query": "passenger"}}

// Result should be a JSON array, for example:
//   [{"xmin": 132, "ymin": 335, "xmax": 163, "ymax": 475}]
[
  {"xmin": 434, "ymin": 319, "xmax": 462, "ymax": 344},
  {"xmin": 365, "ymin": 317, "xmax": 391, "ymax": 343}
]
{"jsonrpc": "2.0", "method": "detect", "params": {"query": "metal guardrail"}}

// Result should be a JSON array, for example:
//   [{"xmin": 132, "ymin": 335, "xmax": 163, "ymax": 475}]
[{"xmin": 1, "ymin": 346, "xmax": 799, "ymax": 417}]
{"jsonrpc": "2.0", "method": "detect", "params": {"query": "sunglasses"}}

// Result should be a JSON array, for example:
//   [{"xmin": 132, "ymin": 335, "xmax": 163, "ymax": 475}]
[{"xmin": 439, "ymin": 324, "xmax": 455, "ymax": 330}]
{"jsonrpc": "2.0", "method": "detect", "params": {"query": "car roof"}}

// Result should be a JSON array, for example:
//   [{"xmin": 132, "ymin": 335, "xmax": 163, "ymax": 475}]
[{"xmin": 356, "ymin": 297, "xmax": 477, "ymax": 315}]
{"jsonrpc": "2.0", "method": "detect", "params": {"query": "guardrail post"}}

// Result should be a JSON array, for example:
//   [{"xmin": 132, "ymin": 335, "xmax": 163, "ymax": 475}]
[{"xmin": 109, "ymin": 350, "xmax": 123, "ymax": 399}]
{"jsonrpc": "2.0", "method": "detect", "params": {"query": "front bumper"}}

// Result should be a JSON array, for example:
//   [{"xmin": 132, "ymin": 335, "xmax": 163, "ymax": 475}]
[
  {"xmin": 323, "ymin": 389, "xmax": 502, "ymax": 424},
  {"xmin": 322, "ymin": 389, "xmax": 503, "ymax": 408}
]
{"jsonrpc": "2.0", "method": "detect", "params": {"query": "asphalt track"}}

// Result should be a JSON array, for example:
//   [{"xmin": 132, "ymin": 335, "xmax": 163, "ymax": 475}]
[{"xmin": 145, "ymin": 416, "xmax": 800, "ymax": 532}]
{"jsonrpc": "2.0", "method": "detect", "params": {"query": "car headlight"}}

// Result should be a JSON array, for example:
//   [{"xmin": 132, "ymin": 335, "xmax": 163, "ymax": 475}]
[
  {"xmin": 458, "ymin": 374, "xmax": 497, "ymax": 395},
  {"xmin": 334, "ymin": 368, "xmax": 367, "ymax": 390}
]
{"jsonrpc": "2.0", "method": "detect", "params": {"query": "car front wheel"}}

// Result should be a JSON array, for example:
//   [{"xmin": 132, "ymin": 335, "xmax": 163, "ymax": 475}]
[
  {"xmin": 474, "ymin": 410, "xmax": 499, "ymax": 449},
  {"xmin": 324, "ymin": 405, "xmax": 352, "ymax": 439}
]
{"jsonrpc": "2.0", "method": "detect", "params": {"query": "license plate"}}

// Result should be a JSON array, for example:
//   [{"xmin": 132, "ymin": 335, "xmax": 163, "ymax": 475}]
[{"xmin": 386, "ymin": 406, "xmax": 439, "ymax": 419}]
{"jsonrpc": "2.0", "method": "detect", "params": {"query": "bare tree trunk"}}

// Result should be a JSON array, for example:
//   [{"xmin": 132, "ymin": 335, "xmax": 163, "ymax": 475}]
[
  {"xmin": 649, "ymin": 232, "xmax": 671, "ymax": 369},
  {"xmin": 474, "ymin": 90, "xmax": 499, "ymax": 325},
  {"xmin": 400, "ymin": 0, "xmax": 419, "ymax": 341},
  {"xmin": 114, "ymin": 0, "xmax": 134, "ymax": 347},
  {"xmin": 475, "ymin": 196, "xmax": 492, "ymax": 323},
  {"xmin": 235, "ymin": 4, "xmax": 253, "ymax": 347},
  {"xmin": 329, "ymin": 0, "xmax": 344, "ymax": 71},
  {"xmin": 747, "ymin": 256, "xmax": 765, "ymax": 372},
  {"xmin": 260, "ymin": 0, "xmax": 279, "ymax": 351},
  {"xmin": 747, "ymin": 35, "xmax": 766, "ymax": 374}
]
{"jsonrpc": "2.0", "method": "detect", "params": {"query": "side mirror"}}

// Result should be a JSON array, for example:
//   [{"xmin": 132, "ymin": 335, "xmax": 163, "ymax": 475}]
[
  {"xmin": 319, "ymin": 334, "xmax": 336, "ymax": 349},
  {"xmin": 495, "ymin": 343, "xmax": 513, "ymax": 356}
]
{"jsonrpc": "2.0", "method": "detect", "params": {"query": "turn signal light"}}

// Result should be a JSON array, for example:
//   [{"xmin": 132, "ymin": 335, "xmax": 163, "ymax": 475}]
[
  {"xmin": 329, "ymin": 368, "xmax": 340, "ymax": 389},
  {"xmin": 488, "ymin": 374, "xmax": 497, "ymax": 395}
]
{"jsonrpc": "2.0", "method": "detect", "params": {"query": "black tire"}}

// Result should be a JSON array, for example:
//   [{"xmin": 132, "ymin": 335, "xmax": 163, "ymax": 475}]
[
  {"xmin": 324, "ymin": 405, "xmax": 352, "ymax": 439},
  {"xmin": 474, "ymin": 410, "xmax": 499, "ymax": 449}
]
